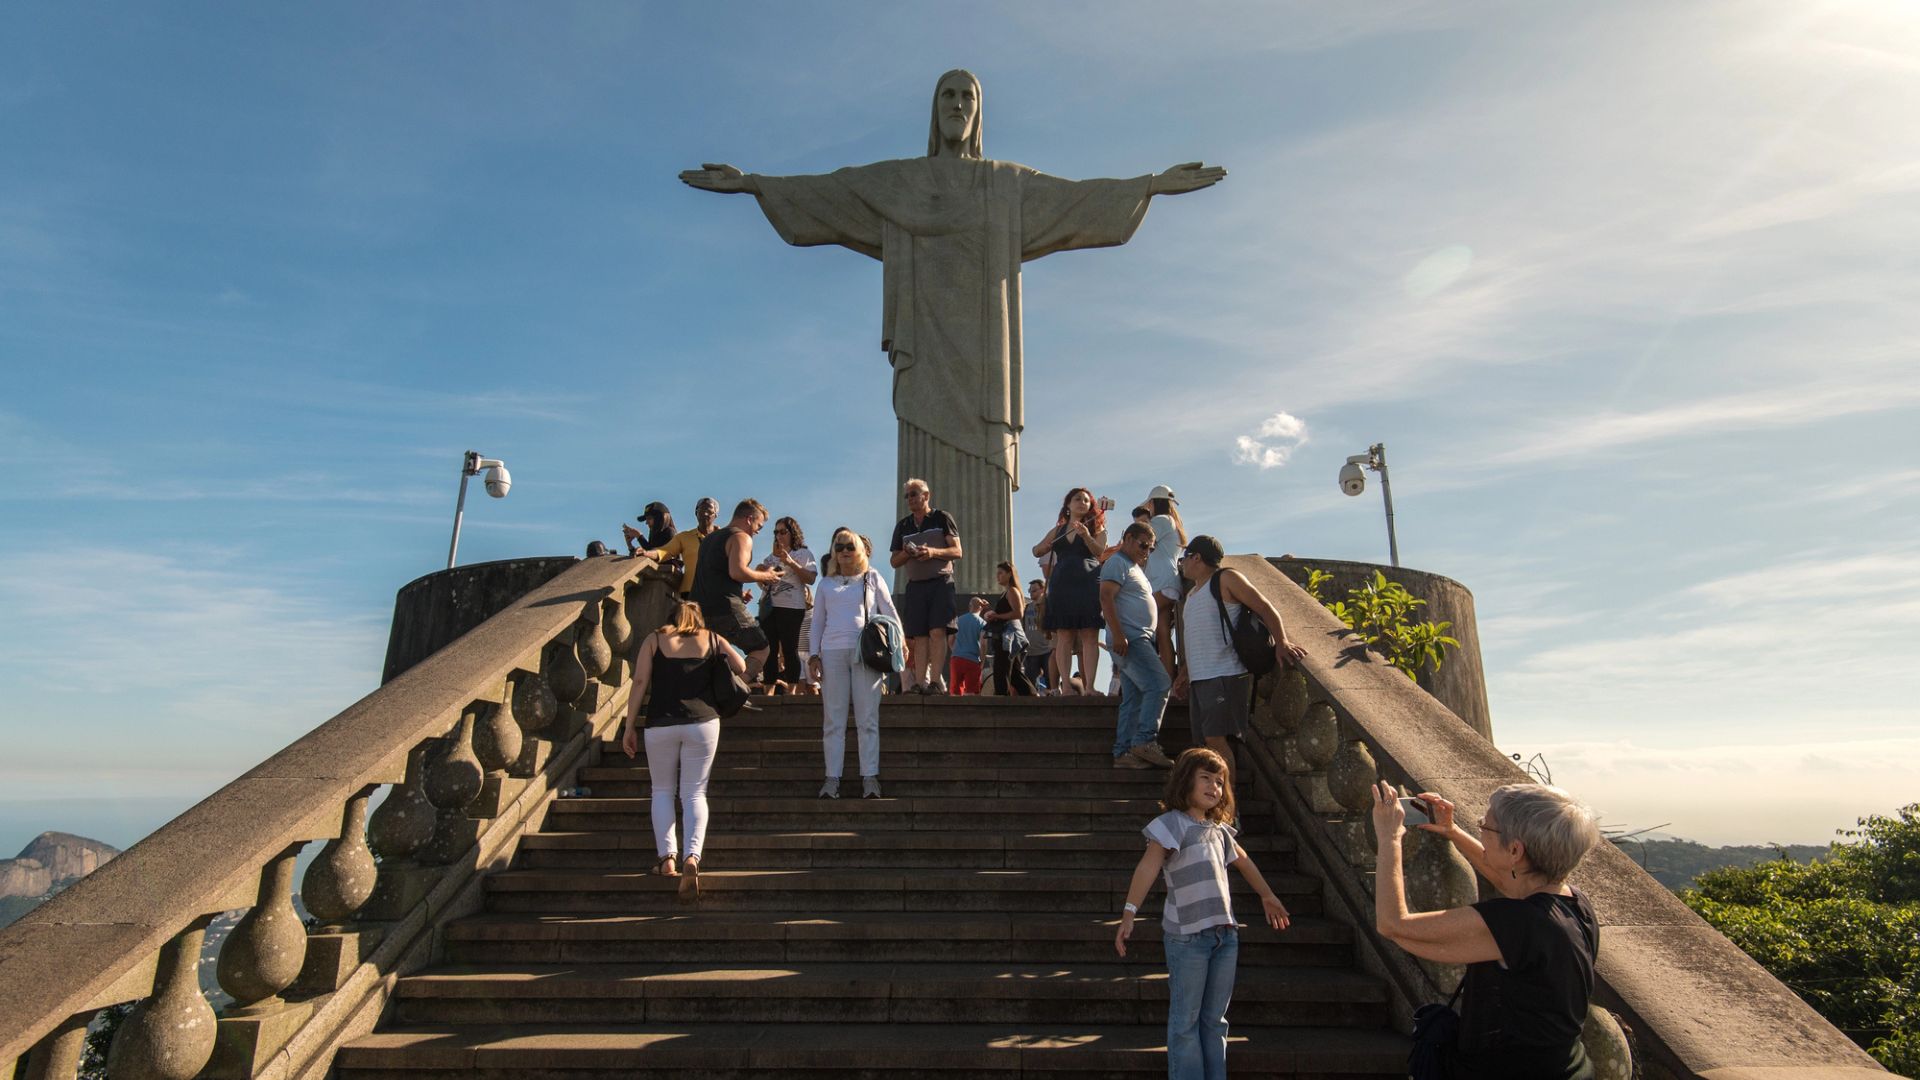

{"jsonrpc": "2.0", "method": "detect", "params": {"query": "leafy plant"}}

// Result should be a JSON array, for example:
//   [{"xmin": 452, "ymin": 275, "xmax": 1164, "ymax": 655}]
[
  {"xmin": 1681, "ymin": 804, "xmax": 1920, "ymax": 1073},
  {"xmin": 1303, "ymin": 568, "xmax": 1459, "ymax": 680}
]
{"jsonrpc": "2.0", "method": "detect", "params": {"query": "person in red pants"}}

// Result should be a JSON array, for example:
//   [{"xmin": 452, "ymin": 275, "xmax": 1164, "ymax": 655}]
[{"xmin": 947, "ymin": 596, "xmax": 989, "ymax": 695}]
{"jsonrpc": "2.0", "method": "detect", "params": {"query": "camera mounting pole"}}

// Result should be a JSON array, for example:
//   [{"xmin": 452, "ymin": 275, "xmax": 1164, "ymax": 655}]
[
  {"xmin": 1371, "ymin": 442, "xmax": 1399, "ymax": 568},
  {"xmin": 446, "ymin": 450, "xmax": 511, "ymax": 570}
]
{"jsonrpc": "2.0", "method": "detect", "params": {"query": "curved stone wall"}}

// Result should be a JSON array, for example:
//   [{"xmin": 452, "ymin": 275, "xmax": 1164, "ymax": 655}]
[
  {"xmin": 1268, "ymin": 556, "xmax": 1492, "ymax": 742},
  {"xmin": 382, "ymin": 557, "xmax": 581, "ymax": 683}
]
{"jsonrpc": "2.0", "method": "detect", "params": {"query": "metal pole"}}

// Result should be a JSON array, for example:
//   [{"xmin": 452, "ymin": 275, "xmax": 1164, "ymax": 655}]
[
  {"xmin": 1373, "ymin": 442, "xmax": 1400, "ymax": 568},
  {"xmin": 446, "ymin": 451, "xmax": 477, "ymax": 570}
]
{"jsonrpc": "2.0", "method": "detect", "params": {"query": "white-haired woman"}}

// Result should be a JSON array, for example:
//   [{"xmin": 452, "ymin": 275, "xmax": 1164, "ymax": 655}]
[
  {"xmin": 1371, "ymin": 781, "xmax": 1603, "ymax": 1080},
  {"xmin": 807, "ymin": 526, "xmax": 899, "ymax": 800}
]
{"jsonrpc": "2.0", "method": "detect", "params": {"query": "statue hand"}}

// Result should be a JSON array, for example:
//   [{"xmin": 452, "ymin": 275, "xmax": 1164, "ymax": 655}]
[
  {"xmin": 679, "ymin": 163, "xmax": 753, "ymax": 194},
  {"xmin": 1151, "ymin": 162, "xmax": 1227, "ymax": 195}
]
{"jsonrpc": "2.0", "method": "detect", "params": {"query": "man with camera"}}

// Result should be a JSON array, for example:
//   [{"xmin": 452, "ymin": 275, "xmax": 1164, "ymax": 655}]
[
  {"xmin": 1171, "ymin": 535, "xmax": 1307, "ymax": 781},
  {"xmin": 889, "ymin": 478, "xmax": 964, "ymax": 694}
]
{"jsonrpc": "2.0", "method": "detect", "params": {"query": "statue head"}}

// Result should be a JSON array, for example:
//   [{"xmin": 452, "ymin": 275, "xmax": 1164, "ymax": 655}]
[{"xmin": 927, "ymin": 69, "xmax": 983, "ymax": 160}]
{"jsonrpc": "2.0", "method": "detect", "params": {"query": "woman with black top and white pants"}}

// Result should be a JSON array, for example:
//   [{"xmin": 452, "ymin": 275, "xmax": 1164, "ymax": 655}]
[
  {"xmin": 621, "ymin": 599, "xmax": 747, "ymax": 904},
  {"xmin": 1371, "ymin": 781, "xmax": 1603, "ymax": 1079},
  {"xmin": 807, "ymin": 527, "xmax": 899, "ymax": 800}
]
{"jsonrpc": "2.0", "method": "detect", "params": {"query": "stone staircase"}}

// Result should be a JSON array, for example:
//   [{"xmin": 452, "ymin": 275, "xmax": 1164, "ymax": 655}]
[{"xmin": 335, "ymin": 696, "xmax": 1411, "ymax": 1078}]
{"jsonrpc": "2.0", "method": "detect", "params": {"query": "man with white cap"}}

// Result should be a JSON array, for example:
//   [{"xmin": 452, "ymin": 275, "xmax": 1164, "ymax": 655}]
[{"xmin": 1144, "ymin": 485, "xmax": 1187, "ymax": 673}]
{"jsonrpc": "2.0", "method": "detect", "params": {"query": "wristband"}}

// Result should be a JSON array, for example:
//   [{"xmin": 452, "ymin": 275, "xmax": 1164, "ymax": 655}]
[{"xmin": 1122, "ymin": 902, "xmax": 1138, "ymax": 915}]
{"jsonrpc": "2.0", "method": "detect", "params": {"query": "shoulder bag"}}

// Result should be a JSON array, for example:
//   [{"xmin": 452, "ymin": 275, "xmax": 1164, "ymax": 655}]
[
  {"xmin": 1408, "ymin": 980, "xmax": 1466, "ymax": 1080},
  {"xmin": 857, "ymin": 570, "xmax": 907, "ymax": 674},
  {"xmin": 1210, "ymin": 570, "xmax": 1277, "ymax": 676},
  {"xmin": 705, "ymin": 631, "xmax": 751, "ymax": 719}
]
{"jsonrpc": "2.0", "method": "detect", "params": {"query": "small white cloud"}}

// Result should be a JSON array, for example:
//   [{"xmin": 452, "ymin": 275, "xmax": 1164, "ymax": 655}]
[{"xmin": 1233, "ymin": 411, "xmax": 1310, "ymax": 469}]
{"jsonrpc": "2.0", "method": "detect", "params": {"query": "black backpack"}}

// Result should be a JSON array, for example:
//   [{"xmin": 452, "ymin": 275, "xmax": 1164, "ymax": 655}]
[{"xmin": 1210, "ymin": 571, "xmax": 1277, "ymax": 677}]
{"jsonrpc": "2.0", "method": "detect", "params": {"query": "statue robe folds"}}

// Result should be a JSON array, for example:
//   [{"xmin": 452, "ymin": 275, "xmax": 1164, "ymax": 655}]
[{"xmin": 751, "ymin": 157, "xmax": 1152, "ymax": 592}]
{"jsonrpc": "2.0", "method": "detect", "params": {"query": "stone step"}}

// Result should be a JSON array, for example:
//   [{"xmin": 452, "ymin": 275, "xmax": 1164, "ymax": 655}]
[
  {"xmin": 442, "ymin": 911, "xmax": 1352, "ymax": 967},
  {"xmin": 541, "ymin": 796, "xmax": 1278, "ymax": 835},
  {"xmin": 338, "ymin": 1021, "xmax": 1411, "ymax": 1078},
  {"xmin": 388, "ymin": 961, "xmax": 1389, "ymax": 1028},
  {"xmin": 482, "ymin": 867, "xmax": 1324, "ymax": 916},
  {"xmin": 514, "ymin": 829, "xmax": 1295, "ymax": 871},
  {"xmin": 575, "ymin": 765, "xmax": 1174, "ymax": 800},
  {"xmin": 599, "ymin": 745, "xmax": 1164, "ymax": 771},
  {"xmin": 712, "ymin": 701, "xmax": 1149, "ymax": 729},
  {"xmin": 596, "ymin": 728, "xmax": 1191, "ymax": 755}
]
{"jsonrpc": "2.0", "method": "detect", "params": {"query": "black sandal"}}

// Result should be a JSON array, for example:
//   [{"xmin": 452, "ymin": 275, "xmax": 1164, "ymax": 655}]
[{"xmin": 651, "ymin": 855, "xmax": 678, "ymax": 877}]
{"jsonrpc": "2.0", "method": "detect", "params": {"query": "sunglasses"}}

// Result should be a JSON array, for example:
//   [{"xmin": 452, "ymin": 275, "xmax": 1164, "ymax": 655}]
[{"xmin": 834, "ymin": 543, "xmax": 858, "ymax": 552}]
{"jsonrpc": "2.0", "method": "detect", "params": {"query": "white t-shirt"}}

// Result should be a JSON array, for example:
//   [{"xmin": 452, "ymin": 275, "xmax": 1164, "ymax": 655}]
[
  {"xmin": 808, "ymin": 569, "xmax": 901, "ymax": 656},
  {"xmin": 759, "ymin": 546, "xmax": 817, "ymax": 610},
  {"xmin": 1147, "ymin": 515, "xmax": 1182, "ymax": 596}
]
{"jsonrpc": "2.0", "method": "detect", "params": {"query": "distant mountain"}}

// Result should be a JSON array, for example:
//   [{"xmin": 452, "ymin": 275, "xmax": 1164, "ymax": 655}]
[
  {"xmin": 1614, "ymin": 836, "xmax": 1832, "ymax": 892},
  {"xmin": 0, "ymin": 832, "xmax": 122, "ymax": 929}
]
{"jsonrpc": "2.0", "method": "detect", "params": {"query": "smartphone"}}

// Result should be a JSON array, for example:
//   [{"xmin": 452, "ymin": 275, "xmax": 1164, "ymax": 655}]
[{"xmin": 1398, "ymin": 796, "xmax": 1432, "ymax": 827}]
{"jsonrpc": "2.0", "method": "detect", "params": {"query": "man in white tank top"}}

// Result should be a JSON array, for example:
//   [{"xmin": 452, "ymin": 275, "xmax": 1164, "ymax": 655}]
[{"xmin": 1171, "ymin": 535, "xmax": 1307, "ymax": 781}]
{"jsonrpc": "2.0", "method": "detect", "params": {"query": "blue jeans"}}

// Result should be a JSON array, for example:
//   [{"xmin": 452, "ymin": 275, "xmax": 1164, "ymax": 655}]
[
  {"xmin": 1112, "ymin": 632, "xmax": 1171, "ymax": 758},
  {"xmin": 1164, "ymin": 924, "xmax": 1237, "ymax": 1080}
]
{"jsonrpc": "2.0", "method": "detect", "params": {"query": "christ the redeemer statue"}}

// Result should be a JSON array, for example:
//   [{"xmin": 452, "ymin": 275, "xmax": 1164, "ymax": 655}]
[{"xmin": 681, "ymin": 69, "xmax": 1224, "ymax": 594}]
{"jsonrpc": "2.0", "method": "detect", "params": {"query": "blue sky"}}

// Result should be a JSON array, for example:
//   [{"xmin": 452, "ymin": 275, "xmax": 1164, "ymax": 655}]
[{"xmin": 2, "ymin": 2, "xmax": 1915, "ymax": 851}]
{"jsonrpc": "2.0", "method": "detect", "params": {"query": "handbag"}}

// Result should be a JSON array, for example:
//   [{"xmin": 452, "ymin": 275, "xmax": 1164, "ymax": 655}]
[
  {"xmin": 857, "ymin": 571, "xmax": 907, "ymax": 674},
  {"xmin": 1408, "ymin": 981, "xmax": 1466, "ymax": 1080},
  {"xmin": 705, "ymin": 632, "xmax": 751, "ymax": 718},
  {"xmin": 1210, "ymin": 571, "xmax": 1277, "ymax": 676}
]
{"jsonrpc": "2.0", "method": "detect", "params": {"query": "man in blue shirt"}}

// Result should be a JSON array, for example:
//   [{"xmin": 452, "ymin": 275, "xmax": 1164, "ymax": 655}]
[
  {"xmin": 949, "ymin": 597, "xmax": 989, "ymax": 696},
  {"xmin": 1101, "ymin": 523, "xmax": 1175, "ymax": 768}
]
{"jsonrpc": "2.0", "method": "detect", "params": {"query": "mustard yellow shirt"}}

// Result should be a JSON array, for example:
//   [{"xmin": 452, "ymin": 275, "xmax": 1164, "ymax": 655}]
[{"xmin": 648, "ymin": 529, "xmax": 712, "ymax": 595}]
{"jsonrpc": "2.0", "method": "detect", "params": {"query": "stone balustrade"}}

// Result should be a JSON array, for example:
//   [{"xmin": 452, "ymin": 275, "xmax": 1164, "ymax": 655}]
[
  {"xmin": 0, "ymin": 555, "xmax": 672, "ymax": 1080},
  {"xmin": 1219, "ymin": 555, "xmax": 1887, "ymax": 1080}
]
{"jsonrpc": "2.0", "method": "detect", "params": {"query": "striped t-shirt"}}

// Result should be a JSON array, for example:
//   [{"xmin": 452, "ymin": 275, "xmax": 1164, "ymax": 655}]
[{"xmin": 1143, "ymin": 811, "xmax": 1240, "ymax": 935}]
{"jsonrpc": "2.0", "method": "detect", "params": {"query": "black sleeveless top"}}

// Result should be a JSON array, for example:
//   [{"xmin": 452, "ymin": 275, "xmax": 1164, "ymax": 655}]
[
  {"xmin": 645, "ymin": 632, "xmax": 720, "ymax": 726},
  {"xmin": 691, "ymin": 525, "xmax": 745, "ymax": 614}
]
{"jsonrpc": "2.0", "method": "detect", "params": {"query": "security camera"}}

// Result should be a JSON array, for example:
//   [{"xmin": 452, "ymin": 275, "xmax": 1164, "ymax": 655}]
[
  {"xmin": 471, "ymin": 457, "xmax": 511, "ymax": 498},
  {"xmin": 1339, "ymin": 461, "xmax": 1366, "ymax": 497}
]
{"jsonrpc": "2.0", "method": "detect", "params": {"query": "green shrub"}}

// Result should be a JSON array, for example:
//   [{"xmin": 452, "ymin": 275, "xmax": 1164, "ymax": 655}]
[
  {"xmin": 1303, "ymin": 568, "xmax": 1459, "ymax": 680},
  {"xmin": 1681, "ymin": 804, "xmax": 1920, "ymax": 1074}
]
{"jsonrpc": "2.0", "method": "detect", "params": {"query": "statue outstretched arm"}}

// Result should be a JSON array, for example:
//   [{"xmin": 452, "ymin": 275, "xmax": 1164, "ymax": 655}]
[
  {"xmin": 679, "ymin": 163, "xmax": 760, "ymax": 195},
  {"xmin": 1148, "ymin": 162, "xmax": 1227, "ymax": 196}
]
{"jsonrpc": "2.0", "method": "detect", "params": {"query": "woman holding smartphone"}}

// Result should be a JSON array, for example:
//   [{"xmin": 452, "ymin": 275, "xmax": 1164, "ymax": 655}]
[{"xmin": 1032, "ymin": 487, "xmax": 1108, "ymax": 695}]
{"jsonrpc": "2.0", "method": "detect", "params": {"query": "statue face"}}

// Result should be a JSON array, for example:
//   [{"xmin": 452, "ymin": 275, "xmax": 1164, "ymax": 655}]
[{"xmin": 936, "ymin": 77, "xmax": 978, "ymax": 146}]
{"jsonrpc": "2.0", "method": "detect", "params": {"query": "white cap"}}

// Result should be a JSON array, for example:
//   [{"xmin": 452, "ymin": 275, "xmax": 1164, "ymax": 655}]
[{"xmin": 1148, "ymin": 484, "xmax": 1178, "ymax": 504}]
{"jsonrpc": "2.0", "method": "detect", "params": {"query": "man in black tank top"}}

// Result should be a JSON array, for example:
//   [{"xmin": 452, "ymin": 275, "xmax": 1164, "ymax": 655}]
[{"xmin": 693, "ymin": 499, "xmax": 784, "ymax": 674}]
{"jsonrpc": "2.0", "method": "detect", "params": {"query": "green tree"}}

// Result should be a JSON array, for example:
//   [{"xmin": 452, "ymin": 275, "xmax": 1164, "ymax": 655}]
[{"xmin": 1682, "ymin": 804, "xmax": 1920, "ymax": 1075}]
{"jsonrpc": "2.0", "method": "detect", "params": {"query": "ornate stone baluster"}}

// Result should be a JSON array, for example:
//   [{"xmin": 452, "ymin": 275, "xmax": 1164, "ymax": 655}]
[
  {"xmin": 303, "ymin": 788, "xmax": 377, "ymax": 927},
  {"xmin": 22, "ymin": 1012, "xmax": 90, "ymax": 1080},
  {"xmin": 1403, "ymin": 818, "xmax": 1477, "ymax": 991},
  {"xmin": 296, "ymin": 786, "xmax": 378, "ymax": 994},
  {"xmin": 507, "ymin": 667, "xmax": 558, "ymax": 779},
  {"xmin": 469, "ymin": 698, "xmax": 525, "ymax": 819},
  {"xmin": 418, "ymin": 710, "xmax": 485, "ymax": 866},
  {"xmin": 360, "ymin": 745, "xmax": 438, "ymax": 921},
  {"xmin": 599, "ymin": 589, "xmax": 633, "ymax": 688},
  {"xmin": 576, "ymin": 607, "xmax": 611, "ymax": 683},
  {"xmin": 107, "ymin": 916, "xmax": 216, "ymax": 1080},
  {"xmin": 209, "ymin": 845, "xmax": 311, "ymax": 1078},
  {"xmin": 547, "ymin": 631, "xmax": 589, "ymax": 735},
  {"xmin": 1293, "ymin": 701, "xmax": 1342, "ymax": 813},
  {"xmin": 216, "ymin": 844, "xmax": 309, "ymax": 1010},
  {"xmin": 1324, "ymin": 740, "xmax": 1380, "ymax": 868}
]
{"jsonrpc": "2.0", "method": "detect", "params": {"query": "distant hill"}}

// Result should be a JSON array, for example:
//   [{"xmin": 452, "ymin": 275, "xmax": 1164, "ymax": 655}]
[
  {"xmin": 1614, "ymin": 836, "xmax": 1832, "ymax": 892},
  {"xmin": 0, "ymin": 832, "xmax": 122, "ymax": 929}
]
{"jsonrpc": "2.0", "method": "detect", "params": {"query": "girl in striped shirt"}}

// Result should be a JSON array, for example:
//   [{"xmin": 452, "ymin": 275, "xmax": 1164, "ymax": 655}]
[{"xmin": 1115, "ymin": 747, "xmax": 1293, "ymax": 1080}]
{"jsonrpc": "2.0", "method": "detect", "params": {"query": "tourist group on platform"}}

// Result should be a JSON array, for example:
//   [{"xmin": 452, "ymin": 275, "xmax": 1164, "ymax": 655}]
[{"xmin": 608, "ymin": 480, "xmax": 1606, "ymax": 1080}]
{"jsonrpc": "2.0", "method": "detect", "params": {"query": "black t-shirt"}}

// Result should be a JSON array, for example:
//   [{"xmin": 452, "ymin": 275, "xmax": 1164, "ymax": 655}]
[
  {"xmin": 692, "ymin": 526, "xmax": 746, "ymax": 614},
  {"xmin": 890, "ymin": 509, "xmax": 959, "ymax": 582},
  {"xmin": 1445, "ymin": 888, "xmax": 1598, "ymax": 1080}
]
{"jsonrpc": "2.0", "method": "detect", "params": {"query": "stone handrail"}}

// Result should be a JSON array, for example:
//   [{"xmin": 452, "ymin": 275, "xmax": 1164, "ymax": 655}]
[
  {"xmin": 0, "ymin": 555, "xmax": 673, "ymax": 1080},
  {"xmin": 1221, "ymin": 554, "xmax": 1886, "ymax": 1079}
]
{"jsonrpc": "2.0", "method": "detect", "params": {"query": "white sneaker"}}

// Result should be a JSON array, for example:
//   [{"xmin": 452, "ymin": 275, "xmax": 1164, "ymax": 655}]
[
  {"xmin": 862, "ymin": 776, "xmax": 883, "ymax": 799},
  {"xmin": 818, "ymin": 778, "xmax": 841, "ymax": 800}
]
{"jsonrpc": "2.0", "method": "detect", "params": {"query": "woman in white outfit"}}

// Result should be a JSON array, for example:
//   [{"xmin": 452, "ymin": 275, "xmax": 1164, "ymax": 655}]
[
  {"xmin": 621, "ymin": 599, "xmax": 746, "ymax": 904},
  {"xmin": 807, "ymin": 526, "xmax": 900, "ymax": 800}
]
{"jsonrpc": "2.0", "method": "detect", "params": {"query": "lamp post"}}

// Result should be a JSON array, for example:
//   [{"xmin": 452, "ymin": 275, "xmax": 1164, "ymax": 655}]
[
  {"xmin": 1338, "ymin": 442, "xmax": 1399, "ymax": 568},
  {"xmin": 446, "ymin": 450, "xmax": 512, "ymax": 569}
]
